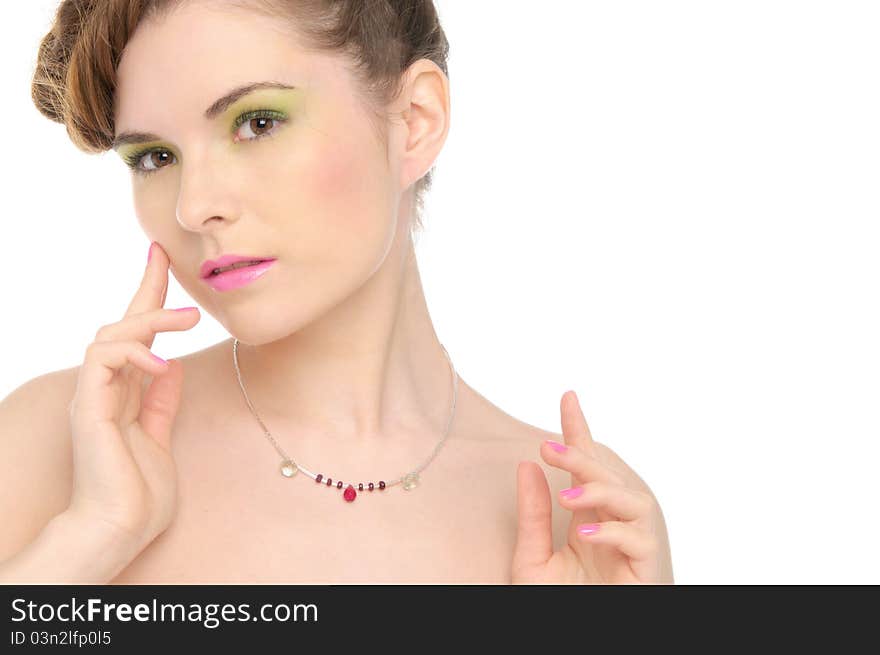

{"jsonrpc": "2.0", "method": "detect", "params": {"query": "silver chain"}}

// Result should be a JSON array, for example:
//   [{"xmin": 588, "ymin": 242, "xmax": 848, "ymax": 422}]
[{"xmin": 232, "ymin": 338, "xmax": 459, "ymax": 491}]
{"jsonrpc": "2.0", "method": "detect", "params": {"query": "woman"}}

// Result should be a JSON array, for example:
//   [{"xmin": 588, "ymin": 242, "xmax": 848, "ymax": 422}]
[{"xmin": 1, "ymin": 0, "xmax": 672, "ymax": 584}]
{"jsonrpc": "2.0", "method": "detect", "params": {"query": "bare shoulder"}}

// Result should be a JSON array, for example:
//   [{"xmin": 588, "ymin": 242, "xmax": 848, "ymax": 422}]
[
  {"xmin": 0, "ymin": 341, "xmax": 225, "ymax": 562},
  {"xmin": 0, "ymin": 364, "xmax": 81, "ymax": 560},
  {"xmin": 462, "ymin": 385, "xmax": 664, "ymax": 554},
  {"xmin": 0, "ymin": 363, "xmax": 81, "ymax": 449},
  {"xmin": 458, "ymin": 383, "xmax": 575, "ymax": 493},
  {"xmin": 0, "ymin": 338, "xmax": 228, "ymax": 414},
  {"xmin": 492, "ymin": 397, "xmax": 654, "ymax": 500}
]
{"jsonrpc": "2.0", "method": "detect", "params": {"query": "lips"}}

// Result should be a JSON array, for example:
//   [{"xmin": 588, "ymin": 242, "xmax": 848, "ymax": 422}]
[
  {"xmin": 203, "ymin": 259, "xmax": 277, "ymax": 291},
  {"xmin": 210, "ymin": 260, "xmax": 265, "ymax": 275},
  {"xmin": 200, "ymin": 254, "xmax": 275, "ymax": 279}
]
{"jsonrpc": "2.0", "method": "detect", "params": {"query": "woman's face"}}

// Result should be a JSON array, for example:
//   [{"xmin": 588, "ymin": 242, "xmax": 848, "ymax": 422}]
[{"xmin": 113, "ymin": 2, "xmax": 409, "ymax": 343}]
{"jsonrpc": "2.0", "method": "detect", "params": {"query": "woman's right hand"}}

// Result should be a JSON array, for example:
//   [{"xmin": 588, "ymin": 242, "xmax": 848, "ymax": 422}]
[{"xmin": 65, "ymin": 241, "xmax": 201, "ymax": 558}]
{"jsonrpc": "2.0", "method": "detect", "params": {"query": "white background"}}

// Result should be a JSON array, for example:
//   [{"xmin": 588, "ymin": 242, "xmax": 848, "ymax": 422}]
[{"xmin": 2, "ymin": 1, "xmax": 878, "ymax": 583}]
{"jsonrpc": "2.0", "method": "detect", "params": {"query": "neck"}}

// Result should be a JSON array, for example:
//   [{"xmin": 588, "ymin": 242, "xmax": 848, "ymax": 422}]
[{"xmin": 227, "ymin": 222, "xmax": 456, "ymax": 452}]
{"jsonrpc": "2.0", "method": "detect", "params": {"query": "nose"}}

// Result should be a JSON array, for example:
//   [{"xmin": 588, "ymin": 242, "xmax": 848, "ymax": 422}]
[{"xmin": 174, "ymin": 155, "xmax": 241, "ymax": 231}]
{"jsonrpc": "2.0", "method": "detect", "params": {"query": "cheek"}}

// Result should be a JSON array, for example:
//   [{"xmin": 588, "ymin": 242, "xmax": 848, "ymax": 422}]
[
  {"xmin": 300, "ymin": 137, "xmax": 392, "ymax": 239},
  {"xmin": 308, "ymin": 141, "xmax": 368, "ymax": 207},
  {"xmin": 134, "ymin": 183, "xmax": 178, "ymax": 235},
  {"xmin": 293, "ymin": 141, "xmax": 397, "ymax": 285}
]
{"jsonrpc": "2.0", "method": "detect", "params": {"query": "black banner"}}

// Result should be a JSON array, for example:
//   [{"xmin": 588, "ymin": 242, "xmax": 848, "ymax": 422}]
[{"xmin": 2, "ymin": 585, "xmax": 877, "ymax": 648}]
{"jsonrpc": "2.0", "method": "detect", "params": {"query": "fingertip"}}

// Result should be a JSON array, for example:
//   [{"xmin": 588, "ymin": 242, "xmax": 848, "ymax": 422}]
[
  {"xmin": 518, "ymin": 460, "xmax": 538, "ymax": 478},
  {"xmin": 147, "ymin": 240, "xmax": 169, "ymax": 266},
  {"xmin": 148, "ymin": 241, "xmax": 170, "ymax": 274},
  {"xmin": 561, "ymin": 389, "xmax": 578, "ymax": 414}
]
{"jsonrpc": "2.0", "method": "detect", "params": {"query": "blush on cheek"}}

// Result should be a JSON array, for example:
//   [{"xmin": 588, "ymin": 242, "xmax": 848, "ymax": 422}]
[
  {"xmin": 307, "ymin": 140, "xmax": 380, "ymax": 227},
  {"xmin": 310, "ymin": 142, "xmax": 360, "ymax": 198}
]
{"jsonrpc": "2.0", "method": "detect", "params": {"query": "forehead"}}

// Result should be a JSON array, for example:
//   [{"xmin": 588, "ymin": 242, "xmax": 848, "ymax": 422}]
[{"xmin": 113, "ymin": 1, "xmax": 345, "ymax": 130}]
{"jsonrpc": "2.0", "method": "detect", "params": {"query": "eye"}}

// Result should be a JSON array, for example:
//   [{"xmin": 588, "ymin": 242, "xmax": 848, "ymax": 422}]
[
  {"xmin": 123, "ymin": 109, "xmax": 288, "ymax": 176},
  {"xmin": 232, "ymin": 109, "xmax": 288, "ymax": 143},
  {"xmin": 129, "ymin": 150, "xmax": 175, "ymax": 175}
]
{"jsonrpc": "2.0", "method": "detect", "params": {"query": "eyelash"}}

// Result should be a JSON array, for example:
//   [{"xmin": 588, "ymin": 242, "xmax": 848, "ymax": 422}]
[{"xmin": 122, "ymin": 109, "xmax": 288, "ymax": 176}]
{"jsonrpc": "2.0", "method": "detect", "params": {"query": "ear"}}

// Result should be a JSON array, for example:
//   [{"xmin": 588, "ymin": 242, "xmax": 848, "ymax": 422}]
[{"xmin": 395, "ymin": 59, "xmax": 451, "ymax": 191}]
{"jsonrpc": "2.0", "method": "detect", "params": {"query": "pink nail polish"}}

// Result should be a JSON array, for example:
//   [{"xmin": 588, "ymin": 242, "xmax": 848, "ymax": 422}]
[
  {"xmin": 578, "ymin": 523, "xmax": 600, "ymax": 536},
  {"xmin": 172, "ymin": 307, "xmax": 198, "ymax": 312},
  {"xmin": 560, "ymin": 486, "xmax": 583, "ymax": 500},
  {"xmin": 545, "ymin": 439, "xmax": 568, "ymax": 453},
  {"xmin": 151, "ymin": 353, "xmax": 168, "ymax": 365},
  {"xmin": 147, "ymin": 241, "xmax": 154, "ymax": 264}
]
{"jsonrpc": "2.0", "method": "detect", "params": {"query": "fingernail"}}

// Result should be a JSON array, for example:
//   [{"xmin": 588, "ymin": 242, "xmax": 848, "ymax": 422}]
[
  {"xmin": 560, "ymin": 486, "xmax": 583, "ymax": 500},
  {"xmin": 151, "ymin": 353, "xmax": 168, "ymax": 365},
  {"xmin": 172, "ymin": 306, "xmax": 198, "ymax": 312},
  {"xmin": 147, "ymin": 241, "xmax": 155, "ymax": 264},
  {"xmin": 577, "ymin": 523, "xmax": 600, "ymax": 536},
  {"xmin": 545, "ymin": 439, "xmax": 568, "ymax": 453}
]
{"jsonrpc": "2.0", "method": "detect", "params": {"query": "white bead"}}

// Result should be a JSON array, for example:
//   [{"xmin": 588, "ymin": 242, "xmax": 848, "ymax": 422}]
[
  {"xmin": 402, "ymin": 472, "xmax": 420, "ymax": 490},
  {"xmin": 280, "ymin": 460, "xmax": 298, "ymax": 477}
]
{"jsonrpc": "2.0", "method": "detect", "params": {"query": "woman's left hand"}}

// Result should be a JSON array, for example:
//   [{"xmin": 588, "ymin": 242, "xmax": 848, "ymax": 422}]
[{"xmin": 511, "ymin": 391, "xmax": 673, "ymax": 584}]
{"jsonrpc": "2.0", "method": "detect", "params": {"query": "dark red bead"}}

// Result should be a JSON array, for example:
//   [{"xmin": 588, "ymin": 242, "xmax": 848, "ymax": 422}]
[
  {"xmin": 326, "ymin": 477, "xmax": 332, "ymax": 486},
  {"xmin": 316, "ymin": 474, "xmax": 323, "ymax": 483},
  {"xmin": 337, "ymin": 481, "xmax": 343, "ymax": 489},
  {"xmin": 379, "ymin": 481, "xmax": 386, "ymax": 490},
  {"xmin": 358, "ymin": 483, "xmax": 363, "ymax": 491},
  {"xmin": 343, "ymin": 485, "xmax": 357, "ymax": 502},
  {"xmin": 368, "ymin": 482, "xmax": 374, "ymax": 491}
]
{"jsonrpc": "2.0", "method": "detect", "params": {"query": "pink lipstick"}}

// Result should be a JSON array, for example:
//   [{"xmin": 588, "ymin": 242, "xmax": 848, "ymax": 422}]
[{"xmin": 201, "ymin": 255, "xmax": 276, "ymax": 292}]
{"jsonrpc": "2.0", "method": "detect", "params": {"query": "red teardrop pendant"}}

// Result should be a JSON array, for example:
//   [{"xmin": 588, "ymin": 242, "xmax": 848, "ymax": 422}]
[{"xmin": 343, "ymin": 484, "xmax": 357, "ymax": 502}]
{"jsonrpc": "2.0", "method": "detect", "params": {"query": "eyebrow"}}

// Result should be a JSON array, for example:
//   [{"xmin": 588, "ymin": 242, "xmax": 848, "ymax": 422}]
[{"xmin": 111, "ymin": 80, "xmax": 296, "ymax": 150}]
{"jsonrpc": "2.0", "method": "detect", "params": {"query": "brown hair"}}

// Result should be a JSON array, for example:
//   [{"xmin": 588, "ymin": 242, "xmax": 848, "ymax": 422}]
[{"xmin": 30, "ymin": 0, "xmax": 450, "ymax": 234}]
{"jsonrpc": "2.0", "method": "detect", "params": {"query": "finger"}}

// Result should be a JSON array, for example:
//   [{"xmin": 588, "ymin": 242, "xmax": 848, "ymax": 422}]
[
  {"xmin": 125, "ymin": 241, "xmax": 170, "ymax": 321},
  {"xmin": 115, "ymin": 242, "xmax": 173, "ymax": 417},
  {"xmin": 541, "ymin": 439, "xmax": 623, "ymax": 486},
  {"xmin": 106, "ymin": 306, "xmax": 196, "ymax": 424},
  {"xmin": 561, "ymin": 390, "xmax": 595, "ymax": 455},
  {"xmin": 139, "ymin": 358, "xmax": 185, "ymax": 452},
  {"xmin": 71, "ymin": 340, "xmax": 170, "ymax": 427},
  {"xmin": 558, "ymin": 481, "xmax": 654, "ymax": 521},
  {"xmin": 512, "ymin": 461, "xmax": 554, "ymax": 575},
  {"xmin": 576, "ymin": 520, "xmax": 658, "ymax": 562},
  {"xmin": 93, "ymin": 307, "xmax": 201, "ymax": 346}
]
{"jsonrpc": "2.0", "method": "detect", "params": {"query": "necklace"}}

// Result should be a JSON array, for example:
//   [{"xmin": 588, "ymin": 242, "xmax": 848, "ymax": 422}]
[{"xmin": 232, "ymin": 338, "xmax": 459, "ymax": 503}]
